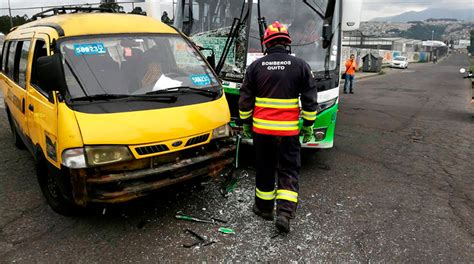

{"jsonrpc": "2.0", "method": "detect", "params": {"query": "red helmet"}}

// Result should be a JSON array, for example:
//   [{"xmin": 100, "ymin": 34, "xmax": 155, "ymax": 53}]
[{"xmin": 263, "ymin": 21, "xmax": 292, "ymax": 45}]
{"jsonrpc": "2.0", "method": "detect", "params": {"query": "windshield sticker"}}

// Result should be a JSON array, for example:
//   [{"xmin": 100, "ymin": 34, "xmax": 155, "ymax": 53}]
[
  {"xmin": 190, "ymin": 74, "xmax": 212, "ymax": 86},
  {"xmin": 124, "ymin": 47, "xmax": 133, "ymax": 57},
  {"xmin": 74, "ymin": 43, "xmax": 107, "ymax": 56}
]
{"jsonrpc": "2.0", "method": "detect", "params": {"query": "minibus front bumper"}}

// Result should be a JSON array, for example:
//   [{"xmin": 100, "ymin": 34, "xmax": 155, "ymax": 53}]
[{"xmin": 67, "ymin": 139, "xmax": 235, "ymax": 205}]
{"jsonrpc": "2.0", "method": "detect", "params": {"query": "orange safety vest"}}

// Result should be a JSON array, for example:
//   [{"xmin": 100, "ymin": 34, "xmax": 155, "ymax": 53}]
[{"xmin": 345, "ymin": 59, "xmax": 357, "ymax": 75}]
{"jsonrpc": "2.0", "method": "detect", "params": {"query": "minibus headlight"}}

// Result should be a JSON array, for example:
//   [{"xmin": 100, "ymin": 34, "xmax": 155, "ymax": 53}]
[
  {"xmin": 212, "ymin": 124, "xmax": 231, "ymax": 139},
  {"xmin": 85, "ymin": 146, "xmax": 133, "ymax": 166},
  {"xmin": 62, "ymin": 148, "xmax": 87, "ymax": 169}
]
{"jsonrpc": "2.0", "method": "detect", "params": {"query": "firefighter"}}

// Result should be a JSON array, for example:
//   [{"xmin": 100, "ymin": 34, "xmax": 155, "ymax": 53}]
[{"xmin": 238, "ymin": 21, "xmax": 318, "ymax": 233}]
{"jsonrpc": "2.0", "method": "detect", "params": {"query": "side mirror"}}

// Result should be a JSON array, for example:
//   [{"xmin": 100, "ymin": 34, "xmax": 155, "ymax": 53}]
[
  {"xmin": 197, "ymin": 46, "xmax": 217, "ymax": 70},
  {"xmin": 341, "ymin": 0, "xmax": 362, "ymax": 31},
  {"xmin": 36, "ymin": 53, "xmax": 67, "ymax": 94},
  {"xmin": 322, "ymin": 22, "xmax": 332, "ymax": 48}
]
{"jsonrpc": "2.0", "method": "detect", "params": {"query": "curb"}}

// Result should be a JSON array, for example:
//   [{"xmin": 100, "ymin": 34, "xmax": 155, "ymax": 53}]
[{"xmin": 340, "ymin": 72, "xmax": 381, "ymax": 85}]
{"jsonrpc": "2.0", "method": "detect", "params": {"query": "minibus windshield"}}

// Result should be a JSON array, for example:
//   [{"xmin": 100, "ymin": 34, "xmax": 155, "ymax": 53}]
[{"xmin": 60, "ymin": 34, "xmax": 220, "ymax": 99}]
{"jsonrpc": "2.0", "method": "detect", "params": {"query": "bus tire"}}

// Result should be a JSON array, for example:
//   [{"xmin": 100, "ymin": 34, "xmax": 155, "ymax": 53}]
[
  {"xmin": 36, "ymin": 153, "xmax": 84, "ymax": 216},
  {"xmin": 6, "ymin": 108, "xmax": 25, "ymax": 149}
]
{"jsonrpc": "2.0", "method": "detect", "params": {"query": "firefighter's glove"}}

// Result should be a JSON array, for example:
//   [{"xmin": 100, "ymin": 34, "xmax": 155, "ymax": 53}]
[
  {"xmin": 300, "ymin": 126, "xmax": 314, "ymax": 143},
  {"xmin": 243, "ymin": 124, "xmax": 253, "ymax": 139}
]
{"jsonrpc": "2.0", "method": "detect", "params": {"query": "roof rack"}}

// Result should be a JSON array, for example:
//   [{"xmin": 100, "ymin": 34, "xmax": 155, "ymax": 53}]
[{"xmin": 31, "ymin": 7, "xmax": 116, "ymax": 20}]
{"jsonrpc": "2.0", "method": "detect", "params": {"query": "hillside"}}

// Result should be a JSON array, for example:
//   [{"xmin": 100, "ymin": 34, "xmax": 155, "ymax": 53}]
[{"xmin": 372, "ymin": 8, "xmax": 474, "ymax": 22}]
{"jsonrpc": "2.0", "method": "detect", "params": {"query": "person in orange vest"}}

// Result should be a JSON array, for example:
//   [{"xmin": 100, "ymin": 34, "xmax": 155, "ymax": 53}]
[
  {"xmin": 344, "ymin": 54, "xmax": 357, "ymax": 94},
  {"xmin": 238, "ymin": 21, "xmax": 318, "ymax": 233}
]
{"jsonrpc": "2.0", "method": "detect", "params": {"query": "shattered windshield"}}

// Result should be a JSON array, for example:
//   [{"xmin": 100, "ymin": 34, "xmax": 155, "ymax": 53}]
[
  {"xmin": 248, "ymin": 0, "xmax": 339, "ymax": 72},
  {"xmin": 174, "ymin": 0, "xmax": 250, "ymax": 80},
  {"xmin": 60, "ymin": 34, "xmax": 219, "ymax": 99}
]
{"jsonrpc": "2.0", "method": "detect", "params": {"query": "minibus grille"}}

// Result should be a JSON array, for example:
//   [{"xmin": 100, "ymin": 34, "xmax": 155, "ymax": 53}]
[
  {"xmin": 186, "ymin": 134, "xmax": 210, "ymax": 147},
  {"xmin": 135, "ymin": 144, "xmax": 169, "ymax": 156}
]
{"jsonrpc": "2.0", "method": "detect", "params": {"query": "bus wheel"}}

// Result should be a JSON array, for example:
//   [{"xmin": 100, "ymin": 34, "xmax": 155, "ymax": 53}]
[
  {"xmin": 6, "ymin": 109, "xmax": 25, "ymax": 149},
  {"xmin": 36, "ymin": 154, "xmax": 84, "ymax": 216}
]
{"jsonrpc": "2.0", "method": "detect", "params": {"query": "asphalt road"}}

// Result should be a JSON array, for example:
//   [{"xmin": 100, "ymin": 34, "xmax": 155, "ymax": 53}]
[{"xmin": 0, "ymin": 54, "xmax": 473, "ymax": 263}]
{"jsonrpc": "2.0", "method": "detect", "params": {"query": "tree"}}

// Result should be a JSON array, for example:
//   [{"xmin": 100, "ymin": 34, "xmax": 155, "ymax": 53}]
[
  {"xmin": 0, "ymin": 15, "xmax": 29, "ymax": 35},
  {"xmin": 469, "ymin": 30, "xmax": 474, "ymax": 54},
  {"xmin": 400, "ymin": 24, "xmax": 447, "ymax": 41},
  {"xmin": 99, "ymin": 2, "xmax": 124, "ymax": 13},
  {"xmin": 129, "ymin": 7, "xmax": 146, "ymax": 16}
]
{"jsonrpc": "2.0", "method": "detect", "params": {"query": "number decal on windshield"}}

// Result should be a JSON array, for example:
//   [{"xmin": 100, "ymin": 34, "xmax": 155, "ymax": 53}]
[
  {"xmin": 74, "ymin": 43, "xmax": 107, "ymax": 56},
  {"xmin": 190, "ymin": 74, "xmax": 212, "ymax": 86}
]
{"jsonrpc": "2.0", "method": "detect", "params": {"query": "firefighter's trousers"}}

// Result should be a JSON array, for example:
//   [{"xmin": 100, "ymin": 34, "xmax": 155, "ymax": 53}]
[{"xmin": 253, "ymin": 133, "xmax": 301, "ymax": 218}]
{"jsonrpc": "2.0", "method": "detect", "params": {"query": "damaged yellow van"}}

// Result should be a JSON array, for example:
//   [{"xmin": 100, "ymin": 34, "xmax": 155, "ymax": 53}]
[{"xmin": 0, "ymin": 8, "xmax": 234, "ymax": 215}]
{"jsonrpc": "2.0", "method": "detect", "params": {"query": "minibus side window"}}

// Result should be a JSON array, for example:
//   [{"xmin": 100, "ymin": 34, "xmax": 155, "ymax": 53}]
[
  {"xmin": 30, "ymin": 40, "xmax": 48, "ymax": 96},
  {"xmin": 2, "ymin": 42, "xmax": 9, "ymax": 73},
  {"xmin": 0, "ymin": 42, "xmax": 6, "ymax": 72},
  {"xmin": 13, "ymin": 41, "xmax": 23, "ymax": 83},
  {"xmin": 18, "ymin": 41, "xmax": 31, "ymax": 89},
  {"xmin": 6, "ymin": 41, "xmax": 17, "ymax": 79}
]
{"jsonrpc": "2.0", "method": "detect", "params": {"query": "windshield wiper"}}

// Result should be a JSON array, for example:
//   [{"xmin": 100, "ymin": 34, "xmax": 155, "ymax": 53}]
[
  {"xmin": 71, "ymin": 93, "xmax": 177, "ymax": 102},
  {"xmin": 146, "ymin": 86, "xmax": 220, "ymax": 98}
]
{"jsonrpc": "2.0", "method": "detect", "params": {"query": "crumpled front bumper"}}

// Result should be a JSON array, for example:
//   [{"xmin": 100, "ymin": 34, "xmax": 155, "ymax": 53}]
[{"xmin": 68, "ymin": 139, "xmax": 235, "ymax": 205}]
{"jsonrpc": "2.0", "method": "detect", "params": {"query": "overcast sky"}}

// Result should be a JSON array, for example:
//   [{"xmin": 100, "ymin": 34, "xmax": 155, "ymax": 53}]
[{"xmin": 0, "ymin": 0, "xmax": 473, "ymax": 21}]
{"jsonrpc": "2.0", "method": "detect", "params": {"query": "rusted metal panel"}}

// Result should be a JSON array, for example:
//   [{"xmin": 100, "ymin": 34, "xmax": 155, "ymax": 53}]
[
  {"xmin": 68, "ymin": 142, "xmax": 235, "ymax": 205},
  {"xmin": 89, "ymin": 158, "xmax": 232, "ymax": 203},
  {"xmin": 87, "ymin": 145, "xmax": 235, "ymax": 184}
]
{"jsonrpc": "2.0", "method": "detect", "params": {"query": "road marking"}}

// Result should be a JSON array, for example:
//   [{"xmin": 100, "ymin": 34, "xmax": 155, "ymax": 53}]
[{"xmin": 402, "ymin": 70, "xmax": 416, "ymax": 73}]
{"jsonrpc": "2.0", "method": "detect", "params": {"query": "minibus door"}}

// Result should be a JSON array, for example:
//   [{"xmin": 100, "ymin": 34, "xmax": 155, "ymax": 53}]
[{"xmin": 26, "ymin": 34, "xmax": 60, "ymax": 167}]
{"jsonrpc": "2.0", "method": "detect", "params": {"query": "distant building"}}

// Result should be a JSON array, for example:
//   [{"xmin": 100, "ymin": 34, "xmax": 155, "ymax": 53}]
[
  {"xmin": 422, "ymin": 40, "xmax": 448, "ymax": 47},
  {"xmin": 453, "ymin": 39, "xmax": 470, "ymax": 49}
]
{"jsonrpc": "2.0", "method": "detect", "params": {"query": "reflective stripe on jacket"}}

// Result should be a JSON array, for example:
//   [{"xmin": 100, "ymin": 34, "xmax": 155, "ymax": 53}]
[{"xmin": 253, "ymin": 97, "xmax": 300, "ymax": 136}]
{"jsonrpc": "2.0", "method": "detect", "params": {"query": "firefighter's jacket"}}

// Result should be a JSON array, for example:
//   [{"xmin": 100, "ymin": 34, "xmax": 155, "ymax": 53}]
[{"xmin": 238, "ymin": 46, "xmax": 318, "ymax": 136}]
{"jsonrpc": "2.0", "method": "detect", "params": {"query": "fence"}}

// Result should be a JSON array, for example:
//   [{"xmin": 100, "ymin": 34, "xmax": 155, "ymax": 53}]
[{"xmin": 341, "ymin": 47, "xmax": 432, "ymax": 70}]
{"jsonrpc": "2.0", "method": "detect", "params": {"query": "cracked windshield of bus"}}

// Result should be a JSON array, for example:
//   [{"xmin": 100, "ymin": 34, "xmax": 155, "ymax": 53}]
[
  {"xmin": 175, "ymin": 0, "xmax": 250, "ymax": 80},
  {"xmin": 248, "ymin": 0, "xmax": 338, "ymax": 73}
]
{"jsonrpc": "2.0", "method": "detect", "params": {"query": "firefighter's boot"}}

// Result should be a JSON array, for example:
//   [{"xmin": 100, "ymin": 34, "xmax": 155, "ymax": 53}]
[
  {"xmin": 275, "ymin": 215, "xmax": 290, "ymax": 233},
  {"xmin": 253, "ymin": 204, "xmax": 274, "ymax": 221}
]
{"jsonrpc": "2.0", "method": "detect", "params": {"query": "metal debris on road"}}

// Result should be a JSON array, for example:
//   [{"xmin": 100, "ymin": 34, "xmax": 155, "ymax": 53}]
[
  {"xmin": 211, "ymin": 217, "xmax": 228, "ymax": 224},
  {"xmin": 175, "ymin": 211, "xmax": 228, "ymax": 225},
  {"xmin": 175, "ymin": 212, "xmax": 214, "ymax": 224},
  {"xmin": 183, "ymin": 229, "xmax": 215, "ymax": 248}
]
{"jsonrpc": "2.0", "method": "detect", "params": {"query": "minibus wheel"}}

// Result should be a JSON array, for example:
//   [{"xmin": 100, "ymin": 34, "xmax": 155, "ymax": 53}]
[
  {"xmin": 6, "ymin": 108, "xmax": 25, "ymax": 149},
  {"xmin": 36, "ymin": 153, "xmax": 84, "ymax": 216}
]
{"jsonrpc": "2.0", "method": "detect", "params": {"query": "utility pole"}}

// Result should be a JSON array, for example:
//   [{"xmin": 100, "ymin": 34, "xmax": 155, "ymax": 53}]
[
  {"xmin": 431, "ymin": 30, "xmax": 434, "ymax": 41},
  {"xmin": 7, "ymin": 0, "xmax": 13, "ymax": 28}
]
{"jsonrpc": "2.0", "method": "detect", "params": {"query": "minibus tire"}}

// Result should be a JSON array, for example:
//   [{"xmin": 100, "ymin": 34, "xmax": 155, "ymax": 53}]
[
  {"xmin": 36, "ymin": 153, "xmax": 84, "ymax": 216},
  {"xmin": 6, "ymin": 109, "xmax": 25, "ymax": 149}
]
